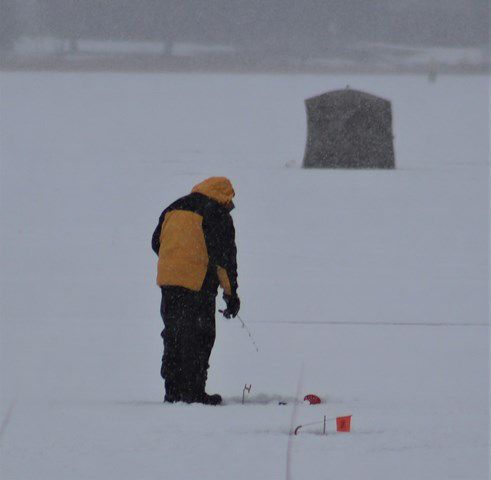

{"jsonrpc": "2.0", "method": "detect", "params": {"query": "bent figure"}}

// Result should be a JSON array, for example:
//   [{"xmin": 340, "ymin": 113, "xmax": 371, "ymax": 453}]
[{"xmin": 152, "ymin": 177, "xmax": 240, "ymax": 405}]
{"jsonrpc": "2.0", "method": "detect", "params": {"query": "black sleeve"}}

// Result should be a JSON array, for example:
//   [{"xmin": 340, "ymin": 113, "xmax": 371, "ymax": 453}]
[
  {"xmin": 151, "ymin": 211, "xmax": 166, "ymax": 255},
  {"xmin": 204, "ymin": 210, "xmax": 238, "ymax": 295}
]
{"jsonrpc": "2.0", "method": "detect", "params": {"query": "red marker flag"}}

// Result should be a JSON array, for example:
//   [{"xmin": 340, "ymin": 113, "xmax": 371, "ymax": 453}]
[{"xmin": 336, "ymin": 415, "xmax": 352, "ymax": 432}]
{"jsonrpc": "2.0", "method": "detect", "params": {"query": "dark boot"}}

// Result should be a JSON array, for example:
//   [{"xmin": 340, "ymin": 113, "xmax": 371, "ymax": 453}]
[
  {"xmin": 180, "ymin": 392, "xmax": 222, "ymax": 405},
  {"xmin": 180, "ymin": 366, "xmax": 221, "ymax": 405},
  {"xmin": 200, "ymin": 393, "xmax": 222, "ymax": 405},
  {"xmin": 164, "ymin": 383, "xmax": 181, "ymax": 403}
]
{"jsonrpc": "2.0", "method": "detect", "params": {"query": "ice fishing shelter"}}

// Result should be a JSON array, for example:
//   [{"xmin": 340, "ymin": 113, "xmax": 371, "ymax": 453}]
[{"xmin": 303, "ymin": 89, "xmax": 395, "ymax": 169}]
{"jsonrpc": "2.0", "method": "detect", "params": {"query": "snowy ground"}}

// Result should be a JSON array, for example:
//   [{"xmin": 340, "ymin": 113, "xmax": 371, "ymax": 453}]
[{"xmin": 0, "ymin": 72, "xmax": 489, "ymax": 479}]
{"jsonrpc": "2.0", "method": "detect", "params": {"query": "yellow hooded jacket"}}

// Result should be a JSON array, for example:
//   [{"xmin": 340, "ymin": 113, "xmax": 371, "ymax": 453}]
[{"xmin": 152, "ymin": 177, "xmax": 238, "ymax": 296}]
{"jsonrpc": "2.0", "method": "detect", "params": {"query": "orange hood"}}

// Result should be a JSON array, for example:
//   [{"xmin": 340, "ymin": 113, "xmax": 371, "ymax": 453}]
[{"xmin": 192, "ymin": 177, "xmax": 235, "ymax": 205}]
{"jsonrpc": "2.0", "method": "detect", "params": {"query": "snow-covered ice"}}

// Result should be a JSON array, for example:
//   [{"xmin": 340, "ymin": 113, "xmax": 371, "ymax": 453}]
[{"xmin": 0, "ymin": 72, "xmax": 489, "ymax": 479}]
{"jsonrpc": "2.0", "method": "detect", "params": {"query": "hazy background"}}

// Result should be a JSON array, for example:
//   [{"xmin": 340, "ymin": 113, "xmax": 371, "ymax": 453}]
[{"xmin": 1, "ymin": 0, "xmax": 489, "ymax": 72}]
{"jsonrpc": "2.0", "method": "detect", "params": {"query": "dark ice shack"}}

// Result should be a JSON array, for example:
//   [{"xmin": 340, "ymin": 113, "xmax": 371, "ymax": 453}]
[{"xmin": 303, "ymin": 89, "xmax": 395, "ymax": 169}]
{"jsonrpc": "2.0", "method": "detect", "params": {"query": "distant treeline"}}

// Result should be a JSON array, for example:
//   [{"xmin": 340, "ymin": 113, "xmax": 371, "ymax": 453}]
[{"xmin": 1, "ymin": 0, "xmax": 489, "ymax": 54}]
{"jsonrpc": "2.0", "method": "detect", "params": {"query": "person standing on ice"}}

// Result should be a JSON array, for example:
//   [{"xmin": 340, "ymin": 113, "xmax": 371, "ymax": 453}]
[{"xmin": 152, "ymin": 177, "xmax": 240, "ymax": 405}]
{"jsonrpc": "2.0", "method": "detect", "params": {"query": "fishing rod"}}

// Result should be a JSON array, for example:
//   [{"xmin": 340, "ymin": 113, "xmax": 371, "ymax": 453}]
[{"xmin": 219, "ymin": 310, "xmax": 259, "ymax": 352}]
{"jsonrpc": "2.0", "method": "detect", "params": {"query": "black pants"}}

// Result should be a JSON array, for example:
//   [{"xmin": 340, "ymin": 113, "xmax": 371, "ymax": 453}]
[{"xmin": 160, "ymin": 287, "xmax": 216, "ymax": 402}]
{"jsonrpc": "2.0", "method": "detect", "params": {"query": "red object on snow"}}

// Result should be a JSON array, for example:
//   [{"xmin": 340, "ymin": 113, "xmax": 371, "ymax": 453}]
[
  {"xmin": 303, "ymin": 394, "xmax": 321, "ymax": 405},
  {"xmin": 336, "ymin": 415, "xmax": 352, "ymax": 432}
]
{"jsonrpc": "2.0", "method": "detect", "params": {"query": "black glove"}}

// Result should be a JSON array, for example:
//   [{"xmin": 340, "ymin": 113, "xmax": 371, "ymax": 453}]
[{"xmin": 223, "ymin": 294, "xmax": 240, "ymax": 319}]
